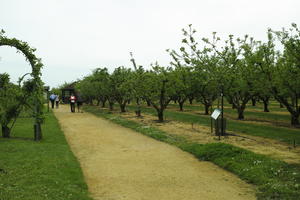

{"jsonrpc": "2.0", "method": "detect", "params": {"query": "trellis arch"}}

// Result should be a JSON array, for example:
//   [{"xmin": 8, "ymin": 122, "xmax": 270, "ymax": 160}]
[{"xmin": 0, "ymin": 29, "xmax": 44, "ymax": 140}]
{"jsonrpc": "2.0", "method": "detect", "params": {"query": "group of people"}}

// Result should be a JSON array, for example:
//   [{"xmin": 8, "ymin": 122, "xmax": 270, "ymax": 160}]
[
  {"xmin": 69, "ymin": 94, "xmax": 83, "ymax": 113},
  {"xmin": 49, "ymin": 93, "xmax": 83, "ymax": 113},
  {"xmin": 49, "ymin": 93, "xmax": 60, "ymax": 109}
]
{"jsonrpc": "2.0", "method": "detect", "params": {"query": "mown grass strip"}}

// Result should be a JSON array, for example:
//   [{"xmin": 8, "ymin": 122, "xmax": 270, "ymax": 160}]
[
  {"xmin": 84, "ymin": 105, "xmax": 300, "ymax": 200},
  {"xmin": 127, "ymin": 105, "xmax": 300, "ymax": 145},
  {"xmin": 168, "ymin": 103, "xmax": 290, "ymax": 123},
  {"xmin": 168, "ymin": 104, "xmax": 291, "ymax": 124},
  {"xmin": 0, "ymin": 110, "xmax": 92, "ymax": 200}
]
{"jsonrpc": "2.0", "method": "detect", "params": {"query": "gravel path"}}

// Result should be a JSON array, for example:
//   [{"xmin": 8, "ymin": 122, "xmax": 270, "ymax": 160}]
[{"xmin": 53, "ymin": 105, "xmax": 256, "ymax": 200}]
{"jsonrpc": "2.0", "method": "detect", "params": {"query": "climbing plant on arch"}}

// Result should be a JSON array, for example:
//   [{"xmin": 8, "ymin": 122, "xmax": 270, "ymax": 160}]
[{"xmin": 0, "ymin": 29, "xmax": 44, "ymax": 141}]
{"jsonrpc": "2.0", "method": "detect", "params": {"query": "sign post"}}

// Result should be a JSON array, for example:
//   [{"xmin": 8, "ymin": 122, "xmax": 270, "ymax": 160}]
[{"xmin": 211, "ymin": 109, "xmax": 221, "ymax": 140}]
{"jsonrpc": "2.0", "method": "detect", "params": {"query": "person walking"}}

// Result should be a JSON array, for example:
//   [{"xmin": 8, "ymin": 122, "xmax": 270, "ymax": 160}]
[
  {"xmin": 55, "ymin": 95, "xmax": 60, "ymax": 108},
  {"xmin": 69, "ymin": 94, "xmax": 76, "ymax": 113},
  {"xmin": 49, "ymin": 93, "xmax": 56, "ymax": 109},
  {"xmin": 76, "ymin": 94, "xmax": 83, "ymax": 113}
]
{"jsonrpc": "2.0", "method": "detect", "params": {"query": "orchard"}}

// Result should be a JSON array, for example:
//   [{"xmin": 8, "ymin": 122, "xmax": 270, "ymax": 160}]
[
  {"xmin": 75, "ymin": 24, "xmax": 300, "ymax": 126},
  {"xmin": 1, "ymin": 23, "xmax": 300, "ymax": 200}
]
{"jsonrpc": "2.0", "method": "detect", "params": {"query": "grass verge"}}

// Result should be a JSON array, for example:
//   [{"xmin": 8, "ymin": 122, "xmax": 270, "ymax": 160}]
[
  {"xmin": 0, "ymin": 110, "xmax": 92, "ymax": 200},
  {"xmin": 168, "ymin": 103, "xmax": 291, "ymax": 124},
  {"xmin": 127, "ymin": 105, "xmax": 300, "ymax": 146},
  {"xmin": 84, "ymin": 105, "xmax": 300, "ymax": 200}
]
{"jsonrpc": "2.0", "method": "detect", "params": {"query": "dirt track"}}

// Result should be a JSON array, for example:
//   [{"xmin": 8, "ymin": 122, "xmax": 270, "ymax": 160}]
[{"xmin": 53, "ymin": 105, "xmax": 256, "ymax": 200}]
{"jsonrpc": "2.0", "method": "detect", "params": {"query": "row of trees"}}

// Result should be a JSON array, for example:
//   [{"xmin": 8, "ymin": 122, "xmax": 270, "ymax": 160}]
[{"xmin": 75, "ymin": 23, "xmax": 300, "ymax": 126}]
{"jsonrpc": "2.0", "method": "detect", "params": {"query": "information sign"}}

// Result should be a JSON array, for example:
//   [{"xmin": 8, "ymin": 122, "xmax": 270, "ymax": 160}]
[{"xmin": 211, "ymin": 109, "xmax": 221, "ymax": 120}]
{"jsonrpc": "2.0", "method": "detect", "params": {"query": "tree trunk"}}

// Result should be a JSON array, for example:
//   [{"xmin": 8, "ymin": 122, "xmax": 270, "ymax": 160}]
[
  {"xmin": 179, "ymin": 101, "xmax": 184, "ymax": 111},
  {"xmin": 96, "ymin": 99, "xmax": 100, "ymax": 106},
  {"xmin": 291, "ymin": 114, "xmax": 300, "ymax": 126},
  {"xmin": 146, "ymin": 99, "xmax": 151, "ymax": 107},
  {"xmin": 251, "ymin": 98, "xmax": 256, "ymax": 106},
  {"xmin": 109, "ymin": 102, "xmax": 114, "ymax": 111},
  {"xmin": 34, "ymin": 123, "xmax": 42, "ymax": 141},
  {"xmin": 102, "ymin": 100, "xmax": 106, "ymax": 108},
  {"xmin": 189, "ymin": 97, "xmax": 194, "ymax": 105},
  {"xmin": 263, "ymin": 100, "xmax": 269, "ymax": 112},
  {"xmin": 135, "ymin": 109, "xmax": 141, "ymax": 117},
  {"xmin": 157, "ymin": 109, "xmax": 164, "ymax": 122},
  {"xmin": 2, "ymin": 125, "xmax": 10, "ymax": 138},
  {"xmin": 280, "ymin": 103, "xmax": 284, "ymax": 108},
  {"xmin": 237, "ymin": 108, "xmax": 245, "ymax": 120},
  {"xmin": 89, "ymin": 98, "xmax": 93, "ymax": 105},
  {"xmin": 204, "ymin": 104, "xmax": 210, "ymax": 115},
  {"xmin": 135, "ymin": 98, "xmax": 141, "ymax": 117},
  {"xmin": 120, "ymin": 103, "xmax": 126, "ymax": 112}
]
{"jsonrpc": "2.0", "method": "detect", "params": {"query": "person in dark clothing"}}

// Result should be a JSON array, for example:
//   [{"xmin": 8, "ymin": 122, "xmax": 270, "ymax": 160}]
[
  {"xmin": 77, "ymin": 95, "xmax": 83, "ymax": 113},
  {"xmin": 55, "ymin": 95, "xmax": 60, "ymax": 108},
  {"xmin": 69, "ymin": 94, "xmax": 76, "ymax": 113},
  {"xmin": 49, "ymin": 94, "xmax": 56, "ymax": 109}
]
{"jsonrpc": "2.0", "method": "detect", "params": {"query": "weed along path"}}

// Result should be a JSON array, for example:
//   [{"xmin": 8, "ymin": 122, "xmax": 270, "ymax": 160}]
[{"xmin": 53, "ymin": 105, "xmax": 256, "ymax": 200}]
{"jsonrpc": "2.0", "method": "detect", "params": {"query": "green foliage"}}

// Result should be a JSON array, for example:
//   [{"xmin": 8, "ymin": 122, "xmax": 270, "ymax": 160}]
[
  {"xmin": 75, "ymin": 67, "xmax": 135, "ymax": 112},
  {"xmin": 168, "ymin": 25, "xmax": 219, "ymax": 113},
  {"xmin": 257, "ymin": 25, "xmax": 300, "ymax": 125},
  {"xmin": 141, "ymin": 64, "xmax": 177, "ymax": 121},
  {"xmin": 110, "ymin": 66, "xmax": 134, "ymax": 111},
  {"xmin": 50, "ymin": 87, "xmax": 61, "ymax": 96},
  {"xmin": 0, "ymin": 74, "xmax": 22, "ymax": 129},
  {"xmin": 75, "ymin": 23, "xmax": 300, "ymax": 125},
  {"xmin": 0, "ymin": 74, "xmax": 37, "ymax": 137},
  {"xmin": 0, "ymin": 30, "xmax": 44, "ymax": 139},
  {"xmin": 75, "ymin": 68, "xmax": 110, "ymax": 105},
  {"xmin": 143, "ymin": 65, "xmax": 173, "ymax": 100}
]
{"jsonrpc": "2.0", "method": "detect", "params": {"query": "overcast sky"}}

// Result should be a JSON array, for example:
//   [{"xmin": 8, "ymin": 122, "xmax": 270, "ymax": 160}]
[{"xmin": 0, "ymin": 0, "xmax": 299, "ymax": 88}]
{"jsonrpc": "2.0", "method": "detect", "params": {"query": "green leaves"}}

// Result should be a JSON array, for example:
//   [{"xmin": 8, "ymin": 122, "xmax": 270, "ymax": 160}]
[
  {"xmin": 0, "ymin": 30, "xmax": 44, "ymax": 138},
  {"xmin": 0, "ymin": 74, "xmax": 23, "ymax": 127}
]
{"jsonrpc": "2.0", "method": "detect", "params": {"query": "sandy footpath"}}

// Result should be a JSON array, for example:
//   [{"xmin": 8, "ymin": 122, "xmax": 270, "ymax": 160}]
[{"xmin": 53, "ymin": 105, "xmax": 256, "ymax": 200}]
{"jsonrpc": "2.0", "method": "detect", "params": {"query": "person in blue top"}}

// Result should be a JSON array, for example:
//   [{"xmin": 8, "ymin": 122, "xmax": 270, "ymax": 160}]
[{"xmin": 49, "ymin": 93, "xmax": 56, "ymax": 109}]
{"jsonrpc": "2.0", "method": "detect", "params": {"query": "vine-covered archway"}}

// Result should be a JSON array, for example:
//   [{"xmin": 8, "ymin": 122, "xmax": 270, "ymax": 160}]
[{"xmin": 0, "ymin": 29, "xmax": 44, "ymax": 141}]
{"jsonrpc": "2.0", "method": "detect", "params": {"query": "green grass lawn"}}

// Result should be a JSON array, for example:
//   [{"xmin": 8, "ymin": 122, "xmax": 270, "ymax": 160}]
[
  {"xmin": 0, "ymin": 111, "xmax": 92, "ymax": 200},
  {"xmin": 127, "ymin": 105, "xmax": 300, "ymax": 146},
  {"xmin": 84, "ymin": 105, "xmax": 300, "ymax": 200}
]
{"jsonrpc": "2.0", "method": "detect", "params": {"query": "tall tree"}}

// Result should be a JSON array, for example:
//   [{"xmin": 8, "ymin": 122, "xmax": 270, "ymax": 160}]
[
  {"xmin": 169, "ymin": 25, "xmax": 219, "ymax": 114},
  {"xmin": 130, "ymin": 53, "xmax": 145, "ymax": 116},
  {"xmin": 259, "ymin": 25, "xmax": 300, "ymax": 126},
  {"xmin": 110, "ymin": 67, "xmax": 134, "ymax": 112},
  {"xmin": 168, "ymin": 66, "xmax": 193, "ymax": 111},
  {"xmin": 204, "ymin": 33, "xmax": 257, "ymax": 119},
  {"xmin": 143, "ymin": 65, "xmax": 175, "ymax": 122}
]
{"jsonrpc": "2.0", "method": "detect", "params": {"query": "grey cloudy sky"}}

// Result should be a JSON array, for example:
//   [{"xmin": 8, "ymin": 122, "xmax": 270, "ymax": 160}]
[{"xmin": 0, "ymin": 0, "xmax": 299, "ymax": 88}]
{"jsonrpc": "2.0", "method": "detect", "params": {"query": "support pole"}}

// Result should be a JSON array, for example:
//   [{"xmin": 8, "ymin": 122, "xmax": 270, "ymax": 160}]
[
  {"xmin": 210, "ymin": 106, "xmax": 213, "ymax": 134},
  {"xmin": 221, "ymin": 89, "xmax": 224, "ymax": 136},
  {"xmin": 47, "ymin": 91, "xmax": 49, "ymax": 112}
]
